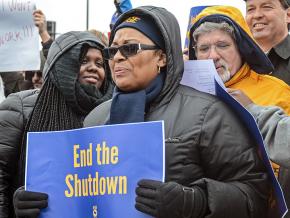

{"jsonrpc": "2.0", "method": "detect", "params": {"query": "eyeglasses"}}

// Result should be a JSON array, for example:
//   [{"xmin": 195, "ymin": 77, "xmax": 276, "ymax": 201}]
[
  {"xmin": 103, "ymin": 43, "xmax": 159, "ymax": 60},
  {"xmin": 194, "ymin": 42, "xmax": 233, "ymax": 57}
]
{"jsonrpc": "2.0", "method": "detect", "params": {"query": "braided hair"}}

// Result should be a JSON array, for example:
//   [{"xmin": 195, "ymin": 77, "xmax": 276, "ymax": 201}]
[
  {"xmin": 26, "ymin": 78, "xmax": 83, "ymax": 132},
  {"xmin": 18, "ymin": 31, "xmax": 114, "ymax": 185}
]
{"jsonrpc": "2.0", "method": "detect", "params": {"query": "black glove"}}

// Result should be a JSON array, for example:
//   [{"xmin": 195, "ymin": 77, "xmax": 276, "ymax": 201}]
[
  {"xmin": 135, "ymin": 179, "xmax": 207, "ymax": 218},
  {"xmin": 13, "ymin": 186, "xmax": 48, "ymax": 218}
]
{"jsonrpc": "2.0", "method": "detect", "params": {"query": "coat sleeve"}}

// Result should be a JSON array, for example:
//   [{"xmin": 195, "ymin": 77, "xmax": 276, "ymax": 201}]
[
  {"xmin": 195, "ymin": 100, "xmax": 269, "ymax": 218},
  {"xmin": 41, "ymin": 38, "xmax": 53, "ymax": 59},
  {"xmin": 0, "ymin": 94, "xmax": 25, "ymax": 217},
  {"xmin": 247, "ymin": 104, "xmax": 290, "ymax": 169}
]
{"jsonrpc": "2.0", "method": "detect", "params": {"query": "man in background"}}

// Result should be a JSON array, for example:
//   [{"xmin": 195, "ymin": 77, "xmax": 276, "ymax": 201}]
[{"xmin": 245, "ymin": 0, "xmax": 290, "ymax": 85}]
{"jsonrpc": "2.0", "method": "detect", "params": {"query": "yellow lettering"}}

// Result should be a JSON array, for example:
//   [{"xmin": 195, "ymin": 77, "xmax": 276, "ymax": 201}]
[
  {"xmin": 88, "ymin": 174, "xmax": 93, "ymax": 196},
  {"xmin": 111, "ymin": 146, "xmax": 118, "ymax": 164},
  {"xmin": 102, "ymin": 141, "xmax": 109, "ymax": 165},
  {"xmin": 93, "ymin": 172, "xmax": 99, "ymax": 195},
  {"xmin": 88, "ymin": 143, "xmax": 93, "ymax": 166},
  {"xmin": 82, "ymin": 177, "xmax": 88, "ymax": 196},
  {"xmin": 107, "ymin": 177, "xmax": 118, "ymax": 194},
  {"xmin": 80, "ymin": 149, "xmax": 86, "ymax": 166},
  {"xmin": 96, "ymin": 144, "xmax": 102, "ymax": 165},
  {"xmin": 99, "ymin": 177, "xmax": 106, "ymax": 195},
  {"xmin": 64, "ymin": 174, "xmax": 74, "ymax": 197},
  {"xmin": 119, "ymin": 176, "xmax": 127, "ymax": 194},
  {"xmin": 73, "ymin": 144, "xmax": 80, "ymax": 168},
  {"xmin": 64, "ymin": 173, "xmax": 127, "ymax": 197},
  {"xmin": 74, "ymin": 174, "xmax": 81, "ymax": 197}
]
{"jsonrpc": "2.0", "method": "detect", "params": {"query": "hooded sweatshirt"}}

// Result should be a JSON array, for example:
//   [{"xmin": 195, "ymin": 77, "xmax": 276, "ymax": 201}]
[
  {"xmin": 189, "ymin": 6, "xmax": 290, "ymax": 115},
  {"xmin": 85, "ymin": 6, "xmax": 270, "ymax": 218}
]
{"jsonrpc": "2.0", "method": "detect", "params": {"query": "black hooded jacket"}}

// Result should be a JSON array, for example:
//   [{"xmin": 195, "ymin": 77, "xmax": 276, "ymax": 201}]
[
  {"xmin": 84, "ymin": 6, "xmax": 270, "ymax": 218},
  {"xmin": 0, "ymin": 31, "xmax": 113, "ymax": 218}
]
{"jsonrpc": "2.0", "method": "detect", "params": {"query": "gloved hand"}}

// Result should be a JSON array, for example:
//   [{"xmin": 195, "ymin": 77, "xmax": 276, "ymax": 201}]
[
  {"xmin": 13, "ymin": 186, "xmax": 48, "ymax": 218},
  {"xmin": 135, "ymin": 179, "xmax": 207, "ymax": 218}
]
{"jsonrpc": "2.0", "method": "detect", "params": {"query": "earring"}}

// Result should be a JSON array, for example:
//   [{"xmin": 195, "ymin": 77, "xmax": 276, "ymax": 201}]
[{"xmin": 157, "ymin": 65, "xmax": 161, "ymax": 74}]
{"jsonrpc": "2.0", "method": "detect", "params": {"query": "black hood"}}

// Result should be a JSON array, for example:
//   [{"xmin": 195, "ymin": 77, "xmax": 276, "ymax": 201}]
[
  {"xmin": 43, "ymin": 31, "xmax": 114, "ymax": 114},
  {"xmin": 43, "ymin": 31, "xmax": 111, "ymax": 80},
  {"xmin": 110, "ymin": 6, "xmax": 184, "ymax": 108}
]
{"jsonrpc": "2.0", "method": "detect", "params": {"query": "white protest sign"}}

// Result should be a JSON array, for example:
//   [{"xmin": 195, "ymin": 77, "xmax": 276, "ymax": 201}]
[{"xmin": 0, "ymin": 0, "xmax": 39, "ymax": 72}]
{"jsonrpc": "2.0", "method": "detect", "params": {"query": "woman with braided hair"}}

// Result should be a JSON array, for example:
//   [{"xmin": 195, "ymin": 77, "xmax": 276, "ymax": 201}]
[{"xmin": 0, "ymin": 31, "xmax": 113, "ymax": 218}]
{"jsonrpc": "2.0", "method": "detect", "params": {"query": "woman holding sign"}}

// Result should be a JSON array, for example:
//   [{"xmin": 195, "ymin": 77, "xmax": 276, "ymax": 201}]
[
  {"xmin": 0, "ymin": 31, "xmax": 113, "ymax": 218},
  {"xmin": 83, "ymin": 6, "xmax": 270, "ymax": 218}
]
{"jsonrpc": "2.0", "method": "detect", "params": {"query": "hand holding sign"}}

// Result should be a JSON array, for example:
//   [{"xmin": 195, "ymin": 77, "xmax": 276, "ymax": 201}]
[
  {"xmin": 13, "ymin": 186, "xmax": 48, "ymax": 218},
  {"xmin": 135, "ymin": 179, "xmax": 207, "ymax": 218}
]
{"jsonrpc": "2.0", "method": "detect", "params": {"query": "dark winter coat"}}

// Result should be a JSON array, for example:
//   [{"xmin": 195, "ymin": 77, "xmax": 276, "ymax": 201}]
[{"xmin": 0, "ymin": 89, "xmax": 38, "ymax": 218}]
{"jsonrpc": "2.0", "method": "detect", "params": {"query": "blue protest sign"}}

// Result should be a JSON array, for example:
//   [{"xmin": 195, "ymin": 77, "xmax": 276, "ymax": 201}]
[
  {"xmin": 25, "ymin": 121, "xmax": 164, "ymax": 218},
  {"xmin": 184, "ymin": 6, "xmax": 209, "ymax": 50}
]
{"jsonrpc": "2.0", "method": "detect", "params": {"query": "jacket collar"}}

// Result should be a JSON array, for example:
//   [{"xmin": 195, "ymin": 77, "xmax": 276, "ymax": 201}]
[
  {"xmin": 225, "ymin": 63, "xmax": 251, "ymax": 87},
  {"xmin": 272, "ymin": 34, "xmax": 290, "ymax": 60}
]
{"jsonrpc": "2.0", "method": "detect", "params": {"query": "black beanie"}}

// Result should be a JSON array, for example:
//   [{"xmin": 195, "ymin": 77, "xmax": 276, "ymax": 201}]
[{"xmin": 114, "ymin": 16, "xmax": 165, "ymax": 51}]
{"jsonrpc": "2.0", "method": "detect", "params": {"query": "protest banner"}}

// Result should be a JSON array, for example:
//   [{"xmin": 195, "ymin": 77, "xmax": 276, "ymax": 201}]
[
  {"xmin": 25, "ymin": 121, "xmax": 164, "ymax": 218},
  {"xmin": 0, "ymin": 0, "xmax": 39, "ymax": 72}
]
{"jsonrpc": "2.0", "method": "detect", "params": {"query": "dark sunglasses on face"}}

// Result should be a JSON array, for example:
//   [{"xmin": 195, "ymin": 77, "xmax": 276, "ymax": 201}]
[{"xmin": 103, "ymin": 43, "xmax": 159, "ymax": 60}]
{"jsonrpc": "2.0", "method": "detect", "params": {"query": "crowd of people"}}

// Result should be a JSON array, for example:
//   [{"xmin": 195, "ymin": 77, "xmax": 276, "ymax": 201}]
[{"xmin": 0, "ymin": 0, "xmax": 290, "ymax": 217}]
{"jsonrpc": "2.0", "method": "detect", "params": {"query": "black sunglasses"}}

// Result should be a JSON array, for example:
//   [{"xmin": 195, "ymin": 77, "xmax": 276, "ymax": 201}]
[{"xmin": 103, "ymin": 43, "xmax": 159, "ymax": 60}]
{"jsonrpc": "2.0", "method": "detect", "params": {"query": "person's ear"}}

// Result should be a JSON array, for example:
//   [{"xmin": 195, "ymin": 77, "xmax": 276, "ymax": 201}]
[
  {"xmin": 156, "ymin": 50, "xmax": 167, "ymax": 68},
  {"xmin": 286, "ymin": 8, "xmax": 290, "ymax": 25}
]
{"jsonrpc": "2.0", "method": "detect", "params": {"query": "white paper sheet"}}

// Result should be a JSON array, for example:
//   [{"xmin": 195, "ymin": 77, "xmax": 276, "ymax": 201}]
[
  {"xmin": 0, "ymin": 0, "xmax": 39, "ymax": 72},
  {"xmin": 180, "ymin": 60, "xmax": 226, "ymax": 95}
]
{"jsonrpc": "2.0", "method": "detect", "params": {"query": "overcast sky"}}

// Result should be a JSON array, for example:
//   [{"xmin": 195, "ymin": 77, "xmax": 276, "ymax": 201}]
[{"xmin": 35, "ymin": 0, "xmax": 246, "ymax": 44}]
